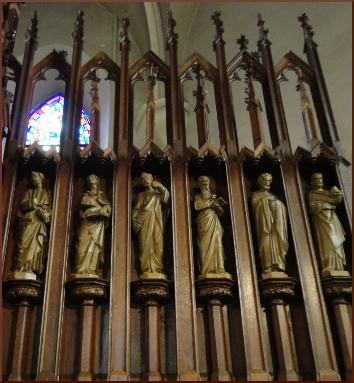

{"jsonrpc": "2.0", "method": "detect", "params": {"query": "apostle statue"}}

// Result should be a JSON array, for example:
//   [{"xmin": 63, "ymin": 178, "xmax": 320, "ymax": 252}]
[
  {"xmin": 9, "ymin": 171, "xmax": 52, "ymax": 280},
  {"xmin": 306, "ymin": 173, "xmax": 347, "ymax": 278},
  {"xmin": 72, "ymin": 174, "xmax": 111, "ymax": 278},
  {"xmin": 194, "ymin": 176, "xmax": 230, "ymax": 279},
  {"xmin": 132, "ymin": 173, "xmax": 170, "ymax": 278},
  {"xmin": 251, "ymin": 173, "xmax": 288, "ymax": 277}
]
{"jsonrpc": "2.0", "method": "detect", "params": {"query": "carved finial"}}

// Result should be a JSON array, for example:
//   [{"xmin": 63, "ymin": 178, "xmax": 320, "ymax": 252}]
[
  {"xmin": 236, "ymin": 34, "xmax": 249, "ymax": 51},
  {"xmin": 25, "ymin": 10, "xmax": 39, "ymax": 47},
  {"xmin": 72, "ymin": 10, "xmax": 84, "ymax": 41},
  {"xmin": 58, "ymin": 50, "xmax": 68, "ymax": 61},
  {"xmin": 251, "ymin": 51, "xmax": 261, "ymax": 62},
  {"xmin": 120, "ymin": 9, "xmax": 130, "ymax": 39},
  {"xmin": 257, "ymin": 12, "xmax": 269, "ymax": 40},
  {"xmin": 166, "ymin": 10, "xmax": 178, "ymax": 49},
  {"xmin": 211, "ymin": 10, "xmax": 224, "ymax": 39},
  {"xmin": 298, "ymin": 13, "xmax": 317, "ymax": 48}
]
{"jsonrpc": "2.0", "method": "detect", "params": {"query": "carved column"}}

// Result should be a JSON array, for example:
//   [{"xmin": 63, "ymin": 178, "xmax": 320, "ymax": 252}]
[
  {"xmin": 257, "ymin": 13, "xmax": 290, "ymax": 156},
  {"xmin": 146, "ymin": 67, "xmax": 157, "ymax": 142},
  {"xmin": 259, "ymin": 278, "xmax": 301, "ymax": 381},
  {"xmin": 243, "ymin": 60, "xmax": 265, "ymax": 150},
  {"xmin": 211, "ymin": 10, "xmax": 237, "ymax": 158},
  {"xmin": 322, "ymin": 276, "xmax": 352, "ymax": 381},
  {"xmin": 2, "ymin": 11, "xmax": 38, "ymax": 272},
  {"xmin": 2, "ymin": 2, "xmax": 24, "ymax": 54},
  {"xmin": 3, "ymin": 279, "xmax": 44, "ymax": 381},
  {"xmin": 109, "ymin": 11, "xmax": 131, "ymax": 381},
  {"xmin": 298, "ymin": 14, "xmax": 351, "ymax": 223},
  {"xmin": 89, "ymin": 68, "xmax": 100, "ymax": 143},
  {"xmin": 131, "ymin": 279, "xmax": 173, "ymax": 381},
  {"xmin": 296, "ymin": 68, "xmax": 320, "ymax": 150},
  {"xmin": 65, "ymin": 278, "xmax": 109, "ymax": 381},
  {"xmin": 212, "ymin": 11, "xmax": 270, "ymax": 380},
  {"xmin": 166, "ymin": 10, "xmax": 198, "ymax": 381},
  {"xmin": 36, "ymin": 12, "xmax": 84, "ymax": 381},
  {"xmin": 195, "ymin": 278, "xmax": 235, "ymax": 381},
  {"xmin": 192, "ymin": 64, "xmax": 210, "ymax": 148}
]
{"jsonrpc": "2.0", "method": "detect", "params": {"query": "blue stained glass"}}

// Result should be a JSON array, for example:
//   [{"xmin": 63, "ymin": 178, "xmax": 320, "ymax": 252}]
[{"xmin": 26, "ymin": 93, "xmax": 91, "ymax": 151}]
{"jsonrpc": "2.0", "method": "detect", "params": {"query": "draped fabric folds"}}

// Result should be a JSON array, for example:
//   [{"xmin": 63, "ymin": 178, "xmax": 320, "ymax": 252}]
[
  {"xmin": 73, "ymin": 191, "xmax": 111, "ymax": 275},
  {"xmin": 251, "ymin": 190, "xmax": 288, "ymax": 272},
  {"xmin": 132, "ymin": 186, "xmax": 170, "ymax": 274},
  {"xmin": 194, "ymin": 193, "xmax": 226, "ymax": 276},
  {"xmin": 307, "ymin": 189, "xmax": 346, "ymax": 271},
  {"xmin": 15, "ymin": 188, "xmax": 52, "ymax": 274}
]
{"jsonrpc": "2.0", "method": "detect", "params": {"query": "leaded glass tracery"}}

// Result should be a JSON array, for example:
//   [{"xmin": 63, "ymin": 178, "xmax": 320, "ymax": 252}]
[{"xmin": 26, "ymin": 93, "xmax": 91, "ymax": 151}]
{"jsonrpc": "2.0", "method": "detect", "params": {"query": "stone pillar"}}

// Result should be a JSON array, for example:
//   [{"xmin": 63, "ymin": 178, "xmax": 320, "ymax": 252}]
[
  {"xmin": 131, "ymin": 278, "xmax": 173, "ymax": 381},
  {"xmin": 65, "ymin": 278, "xmax": 109, "ymax": 381},
  {"xmin": 322, "ymin": 276, "xmax": 352, "ymax": 381},
  {"xmin": 3, "ymin": 279, "xmax": 44, "ymax": 381},
  {"xmin": 259, "ymin": 277, "xmax": 302, "ymax": 381},
  {"xmin": 195, "ymin": 277, "xmax": 235, "ymax": 381}
]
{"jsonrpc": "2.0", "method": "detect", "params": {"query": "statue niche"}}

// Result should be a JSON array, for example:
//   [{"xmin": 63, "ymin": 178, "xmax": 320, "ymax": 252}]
[
  {"xmin": 8, "ymin": 171, "xmax": 52, "ymax": 281},
  {"xmin": 132, "ymin": 172, "xmax": 170, "ymax": 279},
  {"xmin": 251, "ymin": 173, "xmax": 289, "ymax": 279},
  {"xmin": 193, "ymin": 175, "xmax": 231, "ymax": 279},
  {"xmin": 306, "ymin": 173, "xmax": 349, "ymax": 279},
  {"xmin": 71, "ymin": 174, "xmax": 111, "ymax": 278}
]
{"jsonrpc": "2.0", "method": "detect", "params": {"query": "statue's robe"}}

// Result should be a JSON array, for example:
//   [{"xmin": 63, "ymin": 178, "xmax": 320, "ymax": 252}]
[
  {"xmin": 132, "ymin": 187, "xmax": 169, "ymax": 274},
  {"xmin": 73, "ymin": 191, "xmax": 111, "ymax": 275},
  {"xmin": 194, "ymin": 193, "xmax": 226, "ymax": 276},
  {"xmin": 15, "ymin": 188, "xmax": 52, "ymax": 274},
  {"xmin": 306, "ymin": 189, "xmax": 345, "ymax": 271},
  {"xmin": 251, "ymin": 190, "xmax": 288, "ymax": 272}
]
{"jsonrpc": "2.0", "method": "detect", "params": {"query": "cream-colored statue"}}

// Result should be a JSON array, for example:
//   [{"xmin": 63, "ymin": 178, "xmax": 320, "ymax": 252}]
[
  {"xmin": 251, "ymin": 173, "xmax": 288, "ymax": 278},
  {"xmin": 132, "ymin": 173, "xmax": 170, "ymax": 279},
  {"xmin": 306, "ymin": 173, "xmax": 348, "ymax": 278},
  {"xmin": 72, "ymin": 174, "xmax": 111, "ymax": 278},
  {"xmin": 194, "ymin": 176, "xmax": 231, "ymax": 279},
  {"xmin": 9, "ymin": 172, "xmax": 52, "ymax": 280}
]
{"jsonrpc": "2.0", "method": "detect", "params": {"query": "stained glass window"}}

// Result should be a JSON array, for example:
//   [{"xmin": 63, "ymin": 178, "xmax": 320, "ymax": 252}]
[{"xmin": 26, "ymin": 93, "xmax": 91, "ymax": 152}]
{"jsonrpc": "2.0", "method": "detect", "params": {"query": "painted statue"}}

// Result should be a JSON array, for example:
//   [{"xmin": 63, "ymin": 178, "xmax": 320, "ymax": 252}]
[
  {"xmin": 72, "ymin": 174, "xmax": 111, "ymax": 277},
  {"xmin": 306, "ymin": 173, "xmax": 346, "ymax": 277},
  {"xmin": 132, "ymin": 173, "xmax": 170, "ymax": 277},
  {"xmin": 10, "ymin": 171, "xmax": 52, "ymax": 279},
  {"xmin": 251, "ymin": 173, "xmax": 288, "ymax": 275},
  {"xmin": 194, "ymin": 175, "xmax": 228, "ymax": 277}
]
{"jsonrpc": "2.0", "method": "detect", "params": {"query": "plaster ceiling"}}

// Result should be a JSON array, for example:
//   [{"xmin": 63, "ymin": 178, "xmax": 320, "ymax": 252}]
[{"xmin": 10, "ymin": 2, "xmax": 352, "ymax": 165}]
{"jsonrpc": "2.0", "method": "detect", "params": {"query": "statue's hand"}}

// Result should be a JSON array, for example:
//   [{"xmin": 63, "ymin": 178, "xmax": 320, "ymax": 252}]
[
  {"xmin": 132, "ymin": 219, "xmax": 142, "ymax": 233},
  {"xmin": 151, "ymin": 181, "xmax": 162, "ymax": 189}
]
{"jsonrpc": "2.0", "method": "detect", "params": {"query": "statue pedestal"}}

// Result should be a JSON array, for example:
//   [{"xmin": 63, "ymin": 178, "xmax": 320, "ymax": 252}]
[
  {"xmin": 258, "ymin": 277, "xmax": 301, "ymax": 381},
  {"xmin": 322, "ymin": 276, "xmax": 352, "ymax": 381},
  {"xmin": 65, "ymin": 278, "xmax": 109, "ymax": 381},
  {"xmin": 195, "ymin": 277, "xmax": 236, "ymax": 381},
  {"xmin": 3, "ymin": 279, "xmax": 44, "ymax": 381},
  {"xmin": 131, "ymin": 278, "xmax": 173, "ymax": 381},
  {"xmin": 7, "ymin": 271, "xmax": 38, "ymax": 280}
]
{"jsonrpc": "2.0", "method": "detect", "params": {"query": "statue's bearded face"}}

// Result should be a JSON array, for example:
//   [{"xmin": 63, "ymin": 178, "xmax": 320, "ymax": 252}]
[
  {"xmin": 311, "ymin": 173, "xmax": 323, "ymax": 188},
  {"xmin": 198, "ymin": 176, "xmax": 210, "ymax": 188},
  {"xmin": 258, "ymin": 174, "xmax": 272, "ymax": 190}
]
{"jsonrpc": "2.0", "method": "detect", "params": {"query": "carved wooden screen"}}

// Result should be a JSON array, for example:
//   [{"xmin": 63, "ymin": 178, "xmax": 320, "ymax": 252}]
[{"xmin": 2, "ymin": 7, "xmax": 352, "ymax": 382}]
